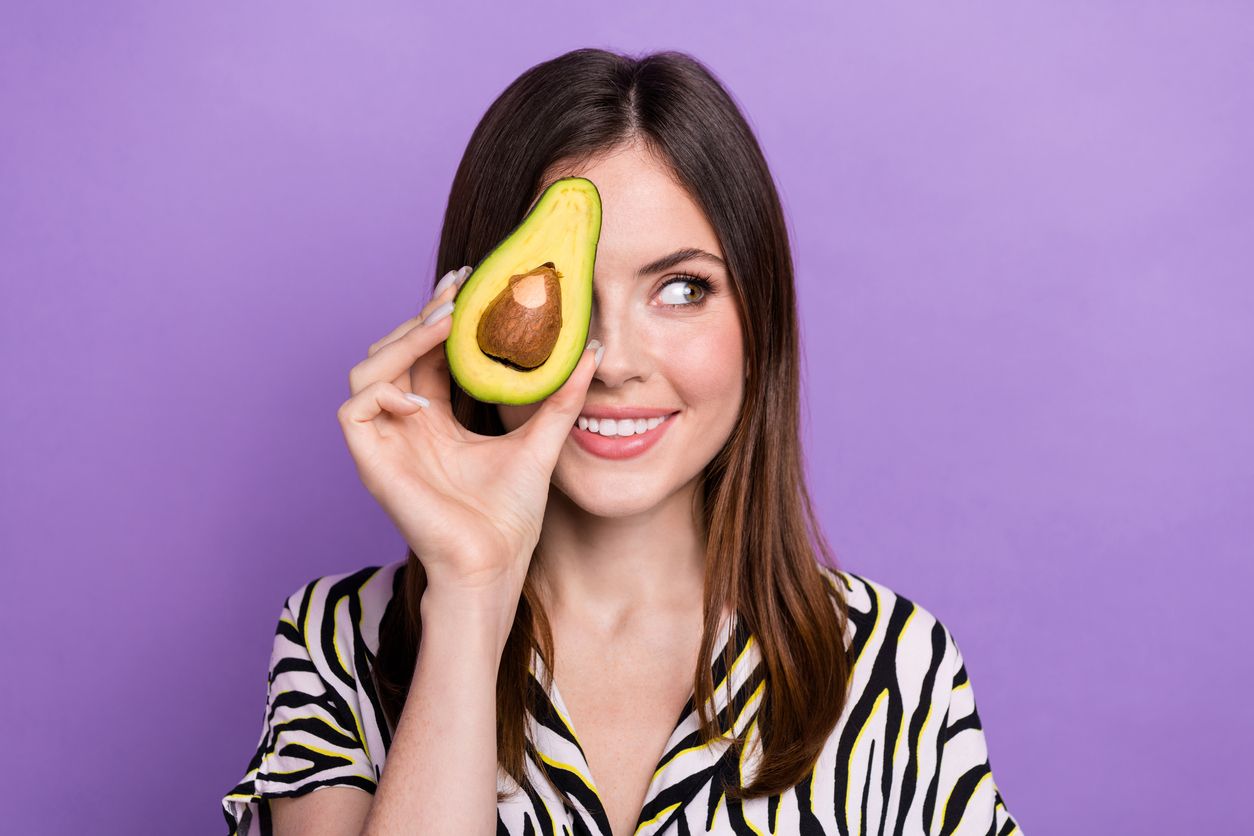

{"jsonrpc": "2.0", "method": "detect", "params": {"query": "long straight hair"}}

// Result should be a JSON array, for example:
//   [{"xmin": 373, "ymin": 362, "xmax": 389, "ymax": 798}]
[{"xmin": 372, "ymin": 47, "xmax": 851, "ymax": 803}]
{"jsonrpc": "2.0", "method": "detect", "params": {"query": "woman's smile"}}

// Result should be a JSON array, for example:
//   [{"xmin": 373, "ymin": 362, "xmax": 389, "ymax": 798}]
[{"xmin": 570, "ymin": 410, "xmax": 679, "ymax": 459}]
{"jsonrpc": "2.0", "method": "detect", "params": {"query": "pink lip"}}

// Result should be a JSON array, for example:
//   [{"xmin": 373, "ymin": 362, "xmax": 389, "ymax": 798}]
[{"xmin": 570, "ymin": 411, "xmax": 679, "ymax": 460}]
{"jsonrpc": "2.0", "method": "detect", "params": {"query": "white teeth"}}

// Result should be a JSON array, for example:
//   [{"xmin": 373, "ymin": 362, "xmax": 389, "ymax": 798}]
[{"xmin": 576, "ymin": 413, "xmax": 671, "ymax": 436}]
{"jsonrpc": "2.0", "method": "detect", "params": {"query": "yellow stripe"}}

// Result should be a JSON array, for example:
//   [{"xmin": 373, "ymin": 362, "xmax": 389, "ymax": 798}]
[
  {"xmin": 539, "ymin": 794, "xmax": 557, "ymax": 830},
  {"xmin": 652, "ymin": 639, "xmax": 766, "ymax": 836},
  {"xmin": 647, "ymin": 633, "xmax": 762, "ymax": 783},
  {"xmin": 736, "ymin": 715, "xmax": 767, "ymax": 836},
  {"xmin": 302, "ymin": 583, "xmax": 373, "ymax": 766},
  {"xmin": 714, "ymin": 634, "xmax": 757, "ymax": 717},
  {"xmin": 710, "ymin": 791, "xmax": 725, "ymax": 828},
  {"xmin": 913, "ymin": 700, "xmax": 935, "ymax": 790},
  {"xmin": 897, "ymin": 607, "xmax": 917, "ymax": 642},
  {"xmin": 551, "ymin": 698, "xmax": 581, "ymax": 750},
  {"xmin": 648, "ymin": 739, "xmax": 709, "ymax": 781},
  {"xmin": 854, "ymin": 581, "xmax": 881, "ymax": 670},
  {"xmin": 333, "ymin": 604, "xmax": 349, "ymax": 686},
  {"xmin": 845, "ymin": 688, "xmax": 889, "ymax": 823},
  {"xmin": 546, "ymin": 696, "xmax": 596, "ymax": 793},
  {"xmin": 267, "ymin": 741, "xmax": 364, "ymax": 776},
  {"xmin": 938, "ymin": 770, "xmax": 991, "ymax": 834},
  {"xmin": 736, "ymin": 679, "xmax": 767, "ymax": 735},
  {"xmin": 528, "ymin": 652, "xmax": 599, "ymax": 793},
  {"xmin": 529, "ymin": 653, "xmax": 579, "ymax": 744},
  {"xmin": 739, "ymin": 715, "xmax": 759, "ymax": 779},
  {"xmin": 536, "ymin": 750, "xmax": 598, "ymax": 796},
  {"xmin": 893, "ymin": 607, "xmax": 918, "ymax": 767},
  {"xmin": 729, "ymin": 635, "xmax": 756, "ymax": 685},
  {"xmin": 707, "ymin": 631, "xmax": 756, "ymax": 716},
  {"xmin": 646, "ymin": 675, "xmax": 766, "ymax": 785},
  {"xmin": 996, "ymin": 796, "xmax": 1017, "ymax": 834},
  {"xmin": 633, "ymin": 802, "xmax": 682, "ymax": 834},
  {"xmin": 273, "ymin": 712, "xmax": 355, "ymax": 740}
]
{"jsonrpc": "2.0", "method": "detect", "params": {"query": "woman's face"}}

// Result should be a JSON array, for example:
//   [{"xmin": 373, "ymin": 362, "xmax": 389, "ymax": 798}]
[{"xmin": 497, "ymin": 140, "xmax": 746, "ymax": 518}]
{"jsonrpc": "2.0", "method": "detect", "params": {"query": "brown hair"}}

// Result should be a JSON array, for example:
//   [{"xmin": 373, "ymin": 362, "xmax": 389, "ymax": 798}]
[{"xmin": 372, "ymin": 47, "xmax": 851, "ymax": 803}]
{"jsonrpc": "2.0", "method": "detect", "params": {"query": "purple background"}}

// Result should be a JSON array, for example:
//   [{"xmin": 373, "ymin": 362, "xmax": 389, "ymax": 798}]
[{"xmin": 3, "ymin": 2, "xmax": 1250, "ymax": 833}]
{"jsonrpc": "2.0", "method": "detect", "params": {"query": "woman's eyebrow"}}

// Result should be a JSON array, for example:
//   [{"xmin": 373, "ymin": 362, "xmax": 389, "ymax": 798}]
[{"xmin": 635, "ymin": 247, "xmax": 725, "ymax": 279}]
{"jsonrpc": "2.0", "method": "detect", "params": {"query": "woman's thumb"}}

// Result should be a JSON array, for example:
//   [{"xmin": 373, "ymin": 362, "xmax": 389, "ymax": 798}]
[{"xmin": 525, "ymin": 339, "xmax": 602, "ymax": 464}]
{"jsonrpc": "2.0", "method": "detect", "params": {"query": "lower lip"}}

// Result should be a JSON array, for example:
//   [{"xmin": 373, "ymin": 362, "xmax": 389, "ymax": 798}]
[{"xmin": 570, "ymin": 413, "xmax": 678, "ymax": 460}]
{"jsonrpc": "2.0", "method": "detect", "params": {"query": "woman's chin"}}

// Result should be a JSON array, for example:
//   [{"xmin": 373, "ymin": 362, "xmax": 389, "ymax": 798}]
[{"xmin": 557, "ymin": 477, "xmax": 668, "ymax": 518}]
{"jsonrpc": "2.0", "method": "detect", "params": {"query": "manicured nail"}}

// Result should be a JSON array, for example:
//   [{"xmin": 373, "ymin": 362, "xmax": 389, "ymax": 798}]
[
  {"xmin": 432, "ymin": 268, "xmax": 460, "ymax": 298},
  {"xmin": 457, "ymin": 265, "xmax": 473, "ymax": 285},
  {"xmin": 422, "ymin": 299, "xmax": 454, "ymax": 326},
  {"xmin": 586, "ymin": 338, "xmax": 604, "ymax": 369},
  {"xmin": 404, "ymin": 392, "xmax": 430, "ymax": 408}
]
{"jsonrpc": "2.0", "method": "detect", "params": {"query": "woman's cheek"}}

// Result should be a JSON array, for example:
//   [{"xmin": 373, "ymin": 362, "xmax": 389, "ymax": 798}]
[{"xmin": 664, "ymin": 314, "xmax": 743, "ymax": 402}]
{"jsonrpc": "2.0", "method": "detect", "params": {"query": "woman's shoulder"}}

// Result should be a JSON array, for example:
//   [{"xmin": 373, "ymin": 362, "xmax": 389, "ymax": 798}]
[
  {"xmin": 812, "ymin": 564, "xmax": 1021, "ymax": 831},
  {"xmin": 814, "ymin": 562, "xmax": 962, "ymax": 678},
  {"xmin": 223, "ymin": 561, "xmax": 407, "ymax": 826},
  {"xmin": 278, "ymin": 556, "xmax": 408, "ymax": 659}
]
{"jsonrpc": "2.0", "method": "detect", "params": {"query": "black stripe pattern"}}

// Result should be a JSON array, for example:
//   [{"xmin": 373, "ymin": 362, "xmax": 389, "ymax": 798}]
[{"xmin": 222, "ymin": 561, "xmax": 1022, "ymax": 834}]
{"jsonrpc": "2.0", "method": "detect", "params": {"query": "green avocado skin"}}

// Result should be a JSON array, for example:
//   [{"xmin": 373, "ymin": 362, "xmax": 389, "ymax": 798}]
[{"xmin": 445, "ymin": 177, "xmax": 602, "ymax": 406}]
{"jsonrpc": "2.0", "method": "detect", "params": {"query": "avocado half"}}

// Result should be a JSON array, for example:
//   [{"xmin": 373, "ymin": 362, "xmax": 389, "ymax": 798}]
[{"xmin": 446, "ymin": 176, "xmax": 602, "ymax": 405}]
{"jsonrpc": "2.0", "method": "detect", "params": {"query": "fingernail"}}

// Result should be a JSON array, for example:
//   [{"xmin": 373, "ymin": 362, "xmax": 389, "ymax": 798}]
[
  {"xmin": 586, "ymin": 338, "xmax": 604, "ymax": 369},
  {"xmin": 404, "ymin": 392, "xmax": 430, "ymax": 408},
  {"xmin": 432, "ymin": 268, "xmax": 460, "ymax": 298},
  {"xmin": 457, "ymin": 265, "xmax": 473, "ymax": 285},
  {"xmin": 422, "ymin": 299, "xmax": 454, "ymax": 326}
]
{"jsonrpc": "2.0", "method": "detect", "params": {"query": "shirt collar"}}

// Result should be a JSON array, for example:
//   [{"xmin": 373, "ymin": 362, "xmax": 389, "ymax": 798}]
[{"xmin": 524, "ymin": 607, "xmax": 765, "ymax": 834}]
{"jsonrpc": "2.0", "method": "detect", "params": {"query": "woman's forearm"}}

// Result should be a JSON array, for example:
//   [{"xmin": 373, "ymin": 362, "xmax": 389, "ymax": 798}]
[{"xmin": 361, "ymin": 583, "xmax": 518, "ymax": 836}]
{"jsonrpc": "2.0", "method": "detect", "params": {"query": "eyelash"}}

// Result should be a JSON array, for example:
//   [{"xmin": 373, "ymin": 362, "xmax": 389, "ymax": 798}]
[{"xmin": 657, "ymin": 273, "xmax": 715, "ymax": 309}]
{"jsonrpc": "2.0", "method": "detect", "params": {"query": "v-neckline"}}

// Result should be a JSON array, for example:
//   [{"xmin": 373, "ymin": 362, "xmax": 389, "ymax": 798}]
[{"xmin": 527, "ymin": 605, "xmax": 756, "ymax": 836}]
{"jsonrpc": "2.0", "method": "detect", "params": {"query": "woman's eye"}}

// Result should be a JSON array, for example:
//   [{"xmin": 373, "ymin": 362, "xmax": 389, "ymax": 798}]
[{"xmin": 658, "ymin": 275, "xmax": 713, "ymax": 308}]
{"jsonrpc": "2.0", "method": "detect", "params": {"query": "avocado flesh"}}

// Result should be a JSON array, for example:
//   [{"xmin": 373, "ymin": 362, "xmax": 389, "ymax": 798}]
[{"xmin": 446, "ymin": 177, "xmax": 602, "ymax": 405}]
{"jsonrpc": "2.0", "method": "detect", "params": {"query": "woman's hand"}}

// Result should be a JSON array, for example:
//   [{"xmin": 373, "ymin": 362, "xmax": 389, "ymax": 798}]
[{"xmin": 337, "ymin": 266, "xmax": 601, "ymax": 600}]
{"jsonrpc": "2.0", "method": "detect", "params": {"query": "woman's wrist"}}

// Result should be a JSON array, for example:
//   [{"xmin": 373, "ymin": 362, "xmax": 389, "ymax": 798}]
[{"xmin": 420, "ymin": 578, "xmax": 521, "ymax": 655}]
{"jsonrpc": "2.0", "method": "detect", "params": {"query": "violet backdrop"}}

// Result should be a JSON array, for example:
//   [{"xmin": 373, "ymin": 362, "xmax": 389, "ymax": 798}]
[{"xmin": 2, "ymin": 2, "xmax": 1250, "ymax": 833}]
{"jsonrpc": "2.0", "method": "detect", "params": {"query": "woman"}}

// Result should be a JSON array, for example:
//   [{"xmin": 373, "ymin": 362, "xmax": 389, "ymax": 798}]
[{"xmin": 222, "ymin": 48, "xmax": 1022, "ymax": 836}]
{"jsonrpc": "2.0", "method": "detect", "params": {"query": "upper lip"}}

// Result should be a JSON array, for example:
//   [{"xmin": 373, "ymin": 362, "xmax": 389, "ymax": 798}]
[{"xmin": 578, "ymin": 406, "xmax": 679, "ymax": 420}]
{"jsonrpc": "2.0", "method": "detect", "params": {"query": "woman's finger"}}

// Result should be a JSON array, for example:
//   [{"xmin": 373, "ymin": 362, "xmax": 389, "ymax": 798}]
[
  {"xmin": 395, "ymin": 266, "xmax": 470, "ymax": 395},
  {"xmin": 522, "ymin": 339, "xmax": 603, "ymax": 471},
  {"xmin": 349, "ymin": 315, "xmax": 454, "ymax": 403},
  {"xmin": 349, "ymin": 276, "xmax": 465, "ymax": 398},
  {"xmin": 370, "ymin": 266, "xmax": 469, "ymax": 397},
  {"xmin": 368, "ymin": 266, "xmax": 470, "ymax": 360},
  {"xmin": 336, "ymin": 379, "xmax": 432, "ymax": 456},
  {"xmin": 407, "ymin": 288, "xmax": 465, "ymax": 409}
]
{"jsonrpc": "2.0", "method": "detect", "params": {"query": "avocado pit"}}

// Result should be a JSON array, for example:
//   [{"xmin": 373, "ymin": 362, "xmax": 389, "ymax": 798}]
[{"xmin": 475, "ymin": 262, "xmax": 563, "ymax": 371}]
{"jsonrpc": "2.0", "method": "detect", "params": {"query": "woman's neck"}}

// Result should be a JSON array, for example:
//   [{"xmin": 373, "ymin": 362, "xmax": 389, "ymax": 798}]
[{"xmin": 531, "ymin": 481, "xmax": 707, "ymax": 631}]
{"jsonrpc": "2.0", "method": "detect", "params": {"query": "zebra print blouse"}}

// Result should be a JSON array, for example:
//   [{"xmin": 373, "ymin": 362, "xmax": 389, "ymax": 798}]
[{"xmin": 222, "ymin": 560, "xmax": 1022, "ymax": 835}]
